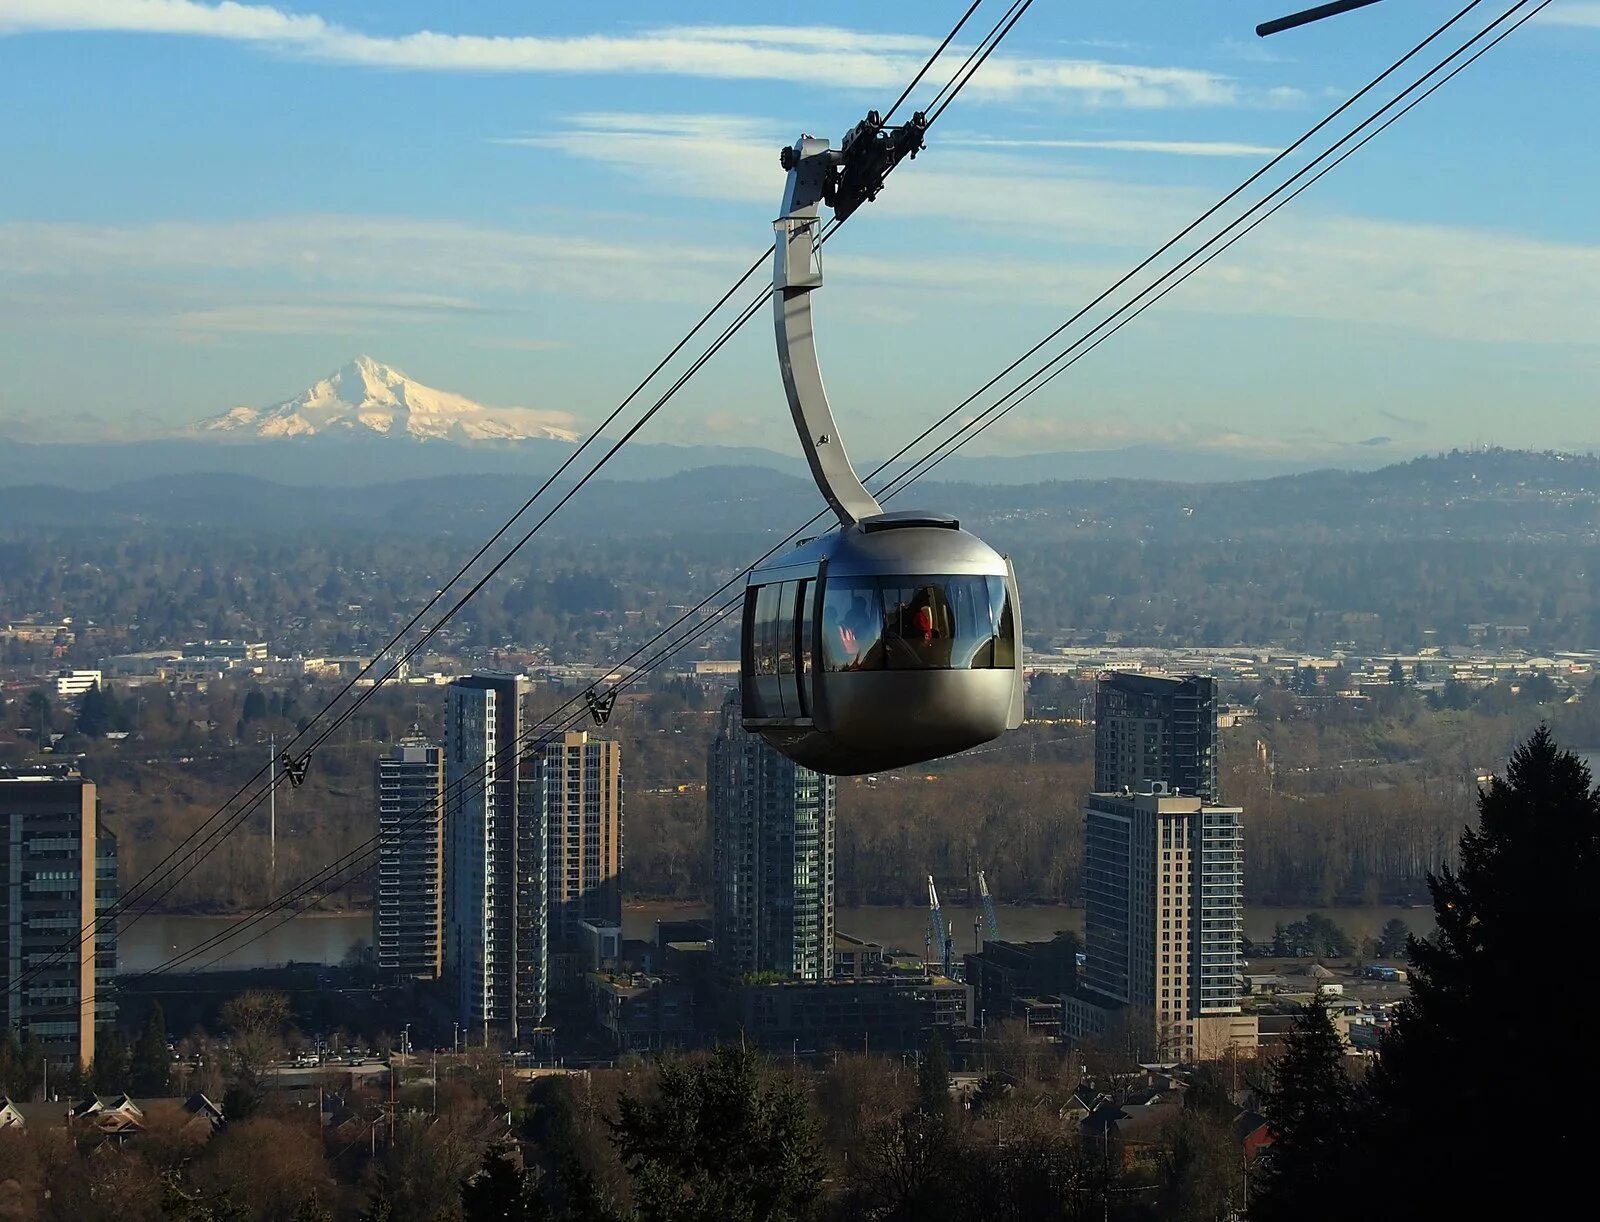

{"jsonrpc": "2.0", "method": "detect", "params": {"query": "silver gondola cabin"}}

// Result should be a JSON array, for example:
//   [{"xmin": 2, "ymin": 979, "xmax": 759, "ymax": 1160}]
[{"xmin": 742, "ymin": 117, "xmax": 1024, "ymax": 776}]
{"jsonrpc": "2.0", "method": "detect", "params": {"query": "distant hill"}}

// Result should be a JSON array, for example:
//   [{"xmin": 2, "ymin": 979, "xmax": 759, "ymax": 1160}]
[
  {"xmin": 0, "ymin": 435, "xmax": 1406, "ymax": 490},
  {"xmin": 1, "ymin": 448, "xmax": 1595, "ymax": 546}
]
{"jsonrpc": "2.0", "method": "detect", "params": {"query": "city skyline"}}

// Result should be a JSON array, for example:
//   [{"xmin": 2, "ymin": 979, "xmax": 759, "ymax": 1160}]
[{"xmin": 3, "ymin": 2, "xmax": 1600, "ymax": 459}]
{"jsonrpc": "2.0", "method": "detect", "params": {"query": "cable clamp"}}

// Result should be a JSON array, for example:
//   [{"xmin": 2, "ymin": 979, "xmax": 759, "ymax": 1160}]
[
  {"xmin": 279, "ymin": 750, "xmax": 311, "ymax": 788},
  {"xmin": 584, "ymin": 691, "xmax": 617, "ymax": 727}
]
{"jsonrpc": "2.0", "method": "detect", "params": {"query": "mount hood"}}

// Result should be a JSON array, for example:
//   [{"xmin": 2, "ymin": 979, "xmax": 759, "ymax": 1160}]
[{"xmin": 190, "ymin": 356, "xmax": 579, "ymax": 443}]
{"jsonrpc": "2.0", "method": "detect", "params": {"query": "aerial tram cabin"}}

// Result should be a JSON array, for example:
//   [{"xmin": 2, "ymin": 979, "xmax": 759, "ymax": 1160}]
[{"xmin": 741, "ymin": 117, "xmax": 1025, "ymax": 775}]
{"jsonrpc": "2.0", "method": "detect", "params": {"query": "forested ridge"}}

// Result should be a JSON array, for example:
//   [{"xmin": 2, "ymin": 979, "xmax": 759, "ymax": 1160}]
[{"xmin": 4, "ymin": 449, "xmax": 1600, "ymax": 658}]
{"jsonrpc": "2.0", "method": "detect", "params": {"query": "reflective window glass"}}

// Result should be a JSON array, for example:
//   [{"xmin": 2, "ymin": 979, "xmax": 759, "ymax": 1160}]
[
  {"xmin": 882, "ymin": 575, "xmax": 1003, "ymax": 671},
  {"xmin": 988, "ymin": 575, "xmax": 1017, "ymax": 668},
  {"xmin": 775, "ymin": 581, "xmax": 797, "ymax": 677},
  {"xmin": 774, "ymin": 580, "xmax": 798, "ymax": 717},
  {"xmin": 881, "ymin": 581, "xmax": 955, "ymax": 669},
  {"xmin": 821, "ymin": 579, "xmax": 883, "ymax": 671},
  {"xmin": 818, "ymin": 574, "xmax": 1016, "ymax": 672},
  {"xmin": 744, "ymin": 584, "xmax": 790, "ymax": 719},
  {"xmin": 753, "ymin": 583, "xmax": 780, "ymax": 676},
  {"xmin": 796, "ymin": 579, "xmax": 814, "ymax": 716}
]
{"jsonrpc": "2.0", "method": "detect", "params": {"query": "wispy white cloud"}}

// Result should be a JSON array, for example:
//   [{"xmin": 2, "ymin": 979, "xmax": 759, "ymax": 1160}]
[
  {"xmin": 156, "ymin": 295, "xmax": 482, "ymax": 336},
  {"xmin": 1536, "ymin": 4, "xmax": 1600, "ymax": 27},
  {"xmin": 466, "ymin": 337, "xmax": 570, "ymax": 353},
  {"xmin": 0, "ymin": 0, "xmax": 1288, "ymax": 108},
  {"xmin": 940, "ymin": 135, "xmax": 1281, "ymax": 158},
  {"xmin": 6, "ymin": 190, "xmax": 1599, "ymax": 356},
  {"xmin": 513, "ymin": 109, "xmax": 1600, "ymax": 349},
  {"xmin": 0, "ymin": 214, "xmax": 760, "ymax": 353},
  {"xmin": 0, "ymin": 215, "xmax": 739, "ymax": 299},
  {"xmin": 507, "ymin": 112, "xmax": 1227, "ymax": 243}
]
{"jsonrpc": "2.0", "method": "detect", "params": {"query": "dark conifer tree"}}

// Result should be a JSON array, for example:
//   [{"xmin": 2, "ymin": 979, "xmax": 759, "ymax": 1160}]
[
  {"xmin": 91, "ymin": 1032, "xmax": 132, "ymax": 1093},
  {"xmin": 611, "ymin": 1045, "xmax": 823, "ymax": 1222},
  {"xmin": 1247, "ymin": 997, "xmax": 1356, "ymax": 1222},
  {"xmin": 1363, "ymin": 725, "xmax": 1600, "ymax": 1216},
  {"xmin": 1374, "ymin": 917, "xmax": 1411, "ymax": 959},
  {"xmin": 917, "ymin": 1030, "xmax": 952, "ymax": 1121},
  {"xmin": 131, "ymin": 1002, "xmax": 172, "ymax": 1096},
  {"xmin": 460, "ymin": 1148, "xmax": 547, "ymax": 1221}
]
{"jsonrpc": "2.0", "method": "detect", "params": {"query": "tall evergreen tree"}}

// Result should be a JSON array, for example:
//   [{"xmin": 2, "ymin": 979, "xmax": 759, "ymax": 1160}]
[
  {"xmin": 610, "ymin": 1045, "xmax": 823, "ymax": 1222},
  {"xmin": 1247, "ymin": 997, "xmax": 1356, "ymax": 1222},
  {"xmin": 1374, "ymin": 917, "xmax": 1411, "ymax": 960},
  {"xmin": 91, "ymin": 1032, "xmax": 132, "ymax": 1093},
  {"xmin": 0, "ymin": 1028, "xmax": 44, "ymax": 1100},
  {"xmin": 461, "ymin": 1148, "xmax": 547, "ymax": 1222},
  {"xmin": 917, "ymin": 1031, "xmax": 951, "ymax": 1121},
  {"xmin": 132, "ymin": 1002, "xmax": 172, "ymax": 1096},
  {"xmin": 1363, "ymin": 726, "xmax": 1600, "ymax": 1216}
]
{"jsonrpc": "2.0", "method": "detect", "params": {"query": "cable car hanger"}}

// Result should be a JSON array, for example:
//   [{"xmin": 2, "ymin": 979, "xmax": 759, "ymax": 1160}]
[{"xmin": 775, "ymin": 111, "xmax": 927, "ymax": 526}]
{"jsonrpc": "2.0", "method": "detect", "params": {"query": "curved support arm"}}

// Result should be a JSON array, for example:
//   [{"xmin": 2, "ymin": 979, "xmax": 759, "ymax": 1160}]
[{"xmin": 774, "ymin": 136, "xmax": 883, "ymax": 528}]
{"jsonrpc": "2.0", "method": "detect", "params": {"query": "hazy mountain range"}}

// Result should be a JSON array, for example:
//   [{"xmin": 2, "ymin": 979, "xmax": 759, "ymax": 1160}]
[
  {"xmin": 1, "ymin": 448, "xmax": 1595, "ymax": 547},
  {"xmin": 1, "ymin": 355, "xmax": 1418, "ymax": 487}
]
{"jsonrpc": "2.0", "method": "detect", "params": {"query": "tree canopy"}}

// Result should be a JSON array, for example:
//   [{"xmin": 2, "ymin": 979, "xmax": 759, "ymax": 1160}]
[
  {"xmin": 610, "ymin": 1046, "xmax": 824, "ymax": 1222},
  {"xmin": 1361, "ymin": 725, "xmax": 1600, "ymax": 1216}
]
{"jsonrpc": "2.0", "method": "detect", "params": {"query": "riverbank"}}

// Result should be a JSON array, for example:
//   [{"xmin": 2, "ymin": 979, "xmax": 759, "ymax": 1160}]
[{"xmin": 123, "ymin": 902, "xmax": 1434, "ymax": 973}]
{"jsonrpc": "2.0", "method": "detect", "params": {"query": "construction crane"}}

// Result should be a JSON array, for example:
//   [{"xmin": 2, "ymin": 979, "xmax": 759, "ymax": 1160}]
[
  {"xmin": 977, "ymin": 869, "xmax": 1003, "ymax": 944},
  {"xmin": 926, "ymin": 874, "xmax": 953, "ymax": 978}
]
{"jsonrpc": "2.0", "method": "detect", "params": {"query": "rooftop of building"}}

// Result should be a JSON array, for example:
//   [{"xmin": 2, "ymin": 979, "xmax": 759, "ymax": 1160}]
[
  {"xmin": 834, "ymin": 932, "xmax": 886, "ymax": 952},
  {"xmin": 737, "ymin": 973, "xmax": 965, "ymax": 992},
  {"xmin": 1097, "ymin": 670, "xmax": 1213, "ymax": 694},
  {"xmin": 0, "ymin": 763, "xmax": 84, "ymax": 782},
  {"xmin": 1086, "ymin": 785, "xmax": 1240, "ymax": 812},
  {"xmin": 591, "ymin": 971, "xmax": 668, "ymax": 997}
]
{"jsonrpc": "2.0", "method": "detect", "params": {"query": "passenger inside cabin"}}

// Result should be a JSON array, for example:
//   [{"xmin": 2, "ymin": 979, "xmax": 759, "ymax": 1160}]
[{"xmin": 824, "ymin": 590, "xmax": 884, "ymax": 671}]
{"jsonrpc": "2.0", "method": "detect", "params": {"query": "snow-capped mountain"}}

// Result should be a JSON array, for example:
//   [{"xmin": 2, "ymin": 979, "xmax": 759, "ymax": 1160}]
[{"xmin": 190, "ymin": 356, "xmax": 579, "ymax": 443}]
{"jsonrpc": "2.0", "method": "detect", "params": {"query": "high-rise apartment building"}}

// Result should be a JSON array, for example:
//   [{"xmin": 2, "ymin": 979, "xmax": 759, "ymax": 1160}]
[
  {"xmin": 444, "ymin": 675, "xmax": 547, "ymax": 1046},
  {"xmin": 93, "ymin": 827, "xmax": 117, "ymax": 1037},
  {"xmin": 1094, "ymin": 672, "xmax": 1219, "ymax": 802},
  {"xmin": 1, "ymin": 766, "xmax": 118, "ymax": 1071},
  {"xmin": 1070, "ymin": 786, "xmax": 1249, "ymax": 1060},
  {"xmin": 708, "ymin": 695, "xmax": 835, "ymax": 981},
  {"xmin": 538, "ymin": 730, "xmax": 623, "ymax": 965},
  {"xmin": 375, "ymin": 739, "xmax": 445, "ymax": 980}
]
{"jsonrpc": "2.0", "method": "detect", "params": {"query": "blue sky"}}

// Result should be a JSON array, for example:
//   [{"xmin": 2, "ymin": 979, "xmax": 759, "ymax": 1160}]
[{"xmin": 1, "ymin": 0, "xmax": 1597, "ymax": 461}]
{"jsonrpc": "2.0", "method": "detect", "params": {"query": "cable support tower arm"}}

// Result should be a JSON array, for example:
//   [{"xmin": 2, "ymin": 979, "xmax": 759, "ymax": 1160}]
[{"xmin": 1259, "ymin": 0, "xmax": 1389, "ymax": 37}]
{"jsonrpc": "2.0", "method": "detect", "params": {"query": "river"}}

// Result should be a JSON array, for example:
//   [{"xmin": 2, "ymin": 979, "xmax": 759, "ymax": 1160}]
[{"xmin": 119, "ymin": 902, "xmax": 1433, "ymax": 973}]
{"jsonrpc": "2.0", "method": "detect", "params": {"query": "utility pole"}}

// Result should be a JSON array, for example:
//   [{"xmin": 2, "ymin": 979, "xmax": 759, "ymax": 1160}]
[{"xmin": 268, "ymin": 732, "xmax": 277, "ymax": 890}]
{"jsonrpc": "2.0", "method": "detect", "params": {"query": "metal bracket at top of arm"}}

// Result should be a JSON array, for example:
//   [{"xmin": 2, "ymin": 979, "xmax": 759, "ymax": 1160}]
[{"xmin": 775, "ymin": 134, "xmax": 882, "ymax": 527}]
